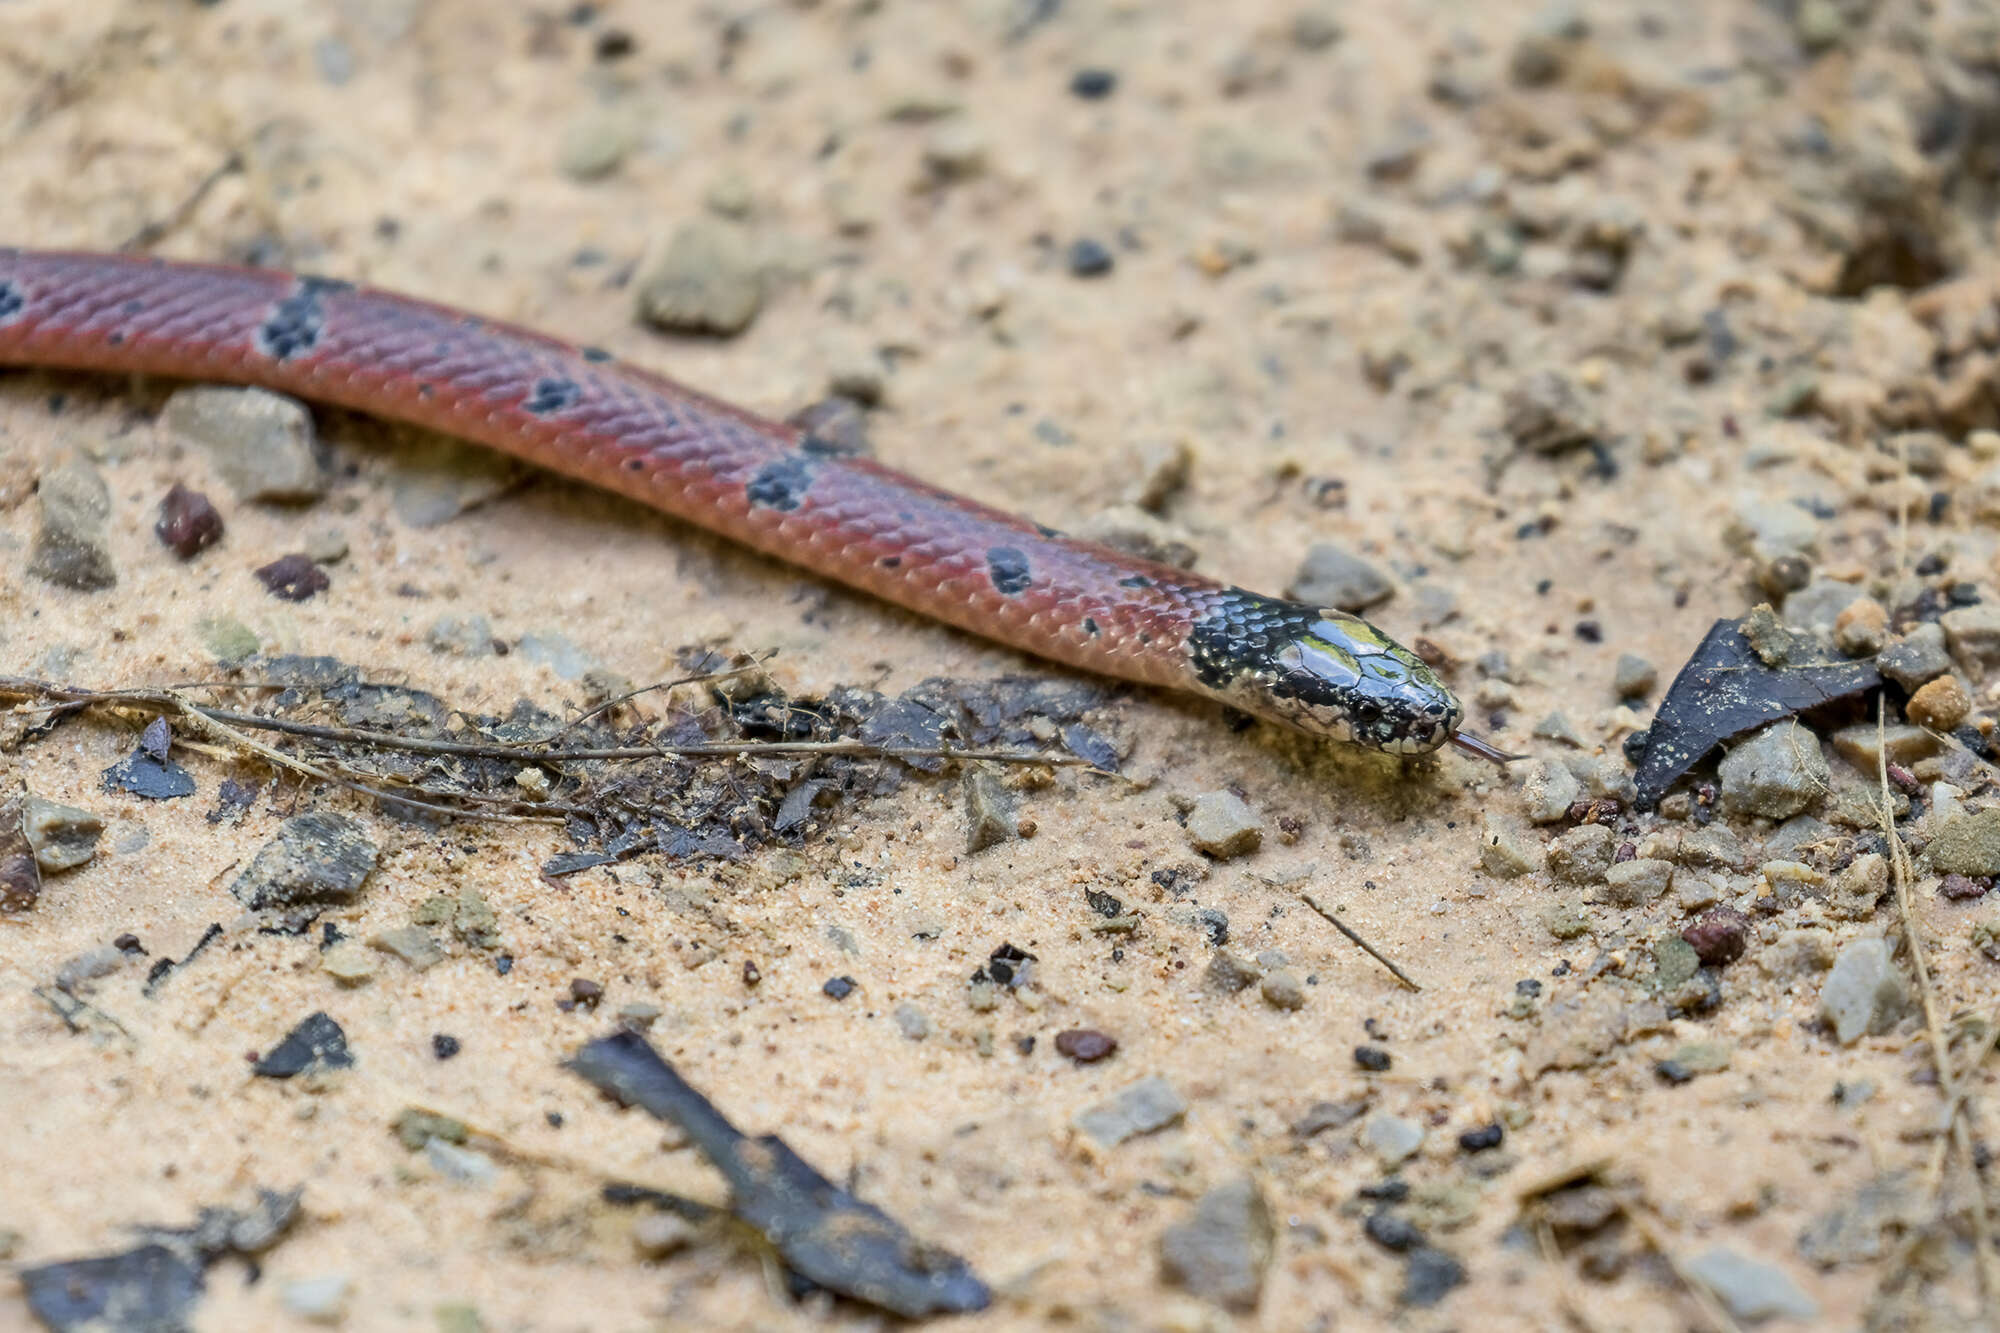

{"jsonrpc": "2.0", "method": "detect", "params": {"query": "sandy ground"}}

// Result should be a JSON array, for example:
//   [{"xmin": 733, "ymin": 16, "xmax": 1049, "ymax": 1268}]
[{"xmin": 4, "ymin": 1, "xmax": 2000, "ymax": 1329}]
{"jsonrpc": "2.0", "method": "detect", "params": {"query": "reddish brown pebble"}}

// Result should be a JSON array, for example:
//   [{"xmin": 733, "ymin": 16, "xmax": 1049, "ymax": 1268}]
[
  {"xmin": 155, "ymin": 483, "xmax": 224, "ymax": 558},
  {"xmin": 1886, "ymin": 762, "xmax": 1921, "ymax": 795},
  {"xmin": 569, "ymin": 977, "xmax": 603, "ymax": 1006},
  {"xmin": 742, "ymin": 960, "xmax": 761, "ymax": 986},
  {"xmin": 1940, "ymin": 873, "xmax": 1991, "ymax": 901},
  {"xmin": 1614, "ymin": 842, "xmax": 1637, "ymax": 864},
  {"xmin": 1054, "ymin": 1028, "xmax": 1118, "ymax": 1063},
  {"xmin": 255, "ymin": 553, "xmax": 330, "ymax": 601},
  {"xmin": 1681, "ymin": 906, "xmax": 1749, "ymax": 967}
]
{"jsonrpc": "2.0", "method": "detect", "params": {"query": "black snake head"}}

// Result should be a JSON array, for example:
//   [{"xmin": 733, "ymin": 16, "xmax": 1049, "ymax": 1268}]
[{"xmin": 1187, "ymin": 591, "xmax": 1463, "ymax": 755}]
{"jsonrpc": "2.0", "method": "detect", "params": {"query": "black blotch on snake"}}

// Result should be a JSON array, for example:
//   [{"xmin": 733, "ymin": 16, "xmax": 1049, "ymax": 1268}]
[
  {"xmin": 746, "ymin": 455, "xmax": 817, "ymax": 512},
  {"xmin": 987, "ymin": 547, "xmax": 1032, "ymax": 596}
]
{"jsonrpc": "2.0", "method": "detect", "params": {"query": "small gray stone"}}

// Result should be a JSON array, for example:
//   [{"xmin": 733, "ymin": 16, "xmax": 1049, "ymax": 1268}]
[
  {"xmin": 635, "ymin": 220, "xmax": 764, "ymax": 337},
  {"xmin": 1520, "ymin": 757, "xmax": 1582, "ymax": 824},
  {"xmin": 1204, "ymin": 949, "xmax": 1262, "ymax": 993},
  {"xmin": 389, "ymin": 439, "xmax": 522, "ymax": 527},
  {"xmin": 1782, "ymin": 578, "xmax": 1863, "ymax": 634},
  {"xmin": 1157, "ymin": 1177, "xmax": 1274, "ymax": 1314},
  {"xmin": 1286, "ymin": 544, "xmax": 1394, "ymax": 611},
  {"xmin": 164, "ymin": 386, "xmax": 325, "ymax": 502},
  {"xmin": 1547, "ymin": 824, "xmax": 1615, "ymax": 885},
  {"xmin": 1925, "ymin": 808, "xmax": 2000, "ymax": 877},
  {"xmin": 1726, "ymin": 495, "xmax": 1820, "ymax": 566},
  {"xmin": 320, "ymin": 943, "xmax": 377, "ymax": 986},
  {"xmin": 1502, "ymin": 370, "xmax": 1600, "ymax": 453},
  {"xmin": 963, "ymin": 767, "xmax": 1017, "ymax": 853},
  {"xmin": 556, "ymin": 110, "xmax": 633, "ymax": 180},
  {"xmin": 1479, "ymin": 812, "xmax": 1540, "ymax": 878},
  {"xmin": 1290, "ymin": 7, "xmax": 1345, "ymax": 50},
  {"xmin": 1876, "ymin": 624, "xmax": 1952, "ymax": 691},
  {"xmin": 517, "ymin": 632, "xmax": 596, "ymax": 680},
  {"xmin": 892, "ymin": 1002, "xmax": 930, "ymax": 1040},
  {"xmin": 228, "ymin": 813, "xmax": 379, "ymax": 909},
  {"xmin": 55, "ymin": 946, "xmax": 126, "ymax": 992},
  {"xmin": 1260, "ymin": 969, "xmax": 1306, "ymax": 1010},
  {"xmin": 1601, "ymin": 857, "xmax": 1674, "ymax": 907},
  {"xmin": 369, "ymin": 924, "xmax": 446, "ymax": 971},
  {"xmin": 21, "ymin": 795, "xmax": 104, "ymax": 873},
  {"xmin": 1685, "ymin": 1247, "xmax": 1819, "ymax": 1323},
  {"xmin": 1185, "ymin": 791, "xmax": 1262, "ymax": 859},
  {"xmin": 1532, "ymin": 712, "xmax": 1585, "ymax": 748},
  {"xmin": 281, "ymin": 1274, "xmax": 352, "ymax": 1324},
  {"xmin": 1717, "ymin": 721, "xmax": 1828, "ymax": 819},
  {"xmin": 921, "ymin": 122, "xmax": 988, "ymax": 181},
  {"xmin": 197, "ymin": 614, "xmax": 260, "ymax": 662},
  {"xmin": 1942, "ymin": 603, "xmax": 2000, "ymax": 676},
  {"xmin": 631, "ymin": 1212, "xmax": 698, "ymax": 1259},
  {"xmin": 425, "ymin": 1138, "xmax": 500, "ymax": 1187},
  {"xmin": 1074, "ymin": 1075, "xmax": 1187, "ymax": 1147},
  {"xmin": 1829, "ymin": 723, "xmax": 1943, "ymax": 771},
  {"xmin": 1820, "ymin": 937, "xmax": 1908, "ymax": 1044},
  {"xmin": 1612, "ymin": 654, "xmax": 1657, "ymax": 700},
  {"xmin": 29, "ymin": 462, "xmax": 117, "ymax": 591},
  {"xmin": 427, "ymin": 614, "xmax": 496, "ymax": 657},
  {"xmin": 1363, "ymin": 1113, "xmax": 1426, "ymax": 1167}
]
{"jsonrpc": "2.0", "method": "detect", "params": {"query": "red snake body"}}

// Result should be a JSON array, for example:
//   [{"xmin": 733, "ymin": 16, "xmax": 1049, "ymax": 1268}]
[{"xmin": 0, "ymin": 249, "xmax": 1487, "ymax": 757}]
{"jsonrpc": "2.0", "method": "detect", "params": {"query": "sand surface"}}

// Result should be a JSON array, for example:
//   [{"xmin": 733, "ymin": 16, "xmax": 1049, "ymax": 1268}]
[{"xmin": 4, "ymin": 2, "xmax": 1999, "ymax": 1329}]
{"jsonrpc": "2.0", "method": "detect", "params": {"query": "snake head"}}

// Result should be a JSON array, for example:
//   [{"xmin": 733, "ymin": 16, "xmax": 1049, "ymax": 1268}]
[{"xmin": 1187, "ymin": 592, "xmax": 1463, "ymax": 754}]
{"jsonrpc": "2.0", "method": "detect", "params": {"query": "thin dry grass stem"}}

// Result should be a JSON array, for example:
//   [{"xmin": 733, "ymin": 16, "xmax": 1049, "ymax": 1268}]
[
  {"xmin": 1875, "ymin": 700, "xmax": 1996, "ymax": 1310},
  {"xmin": 1298, "ymin": 892, "xmax": 1421, "ymax": 991}
]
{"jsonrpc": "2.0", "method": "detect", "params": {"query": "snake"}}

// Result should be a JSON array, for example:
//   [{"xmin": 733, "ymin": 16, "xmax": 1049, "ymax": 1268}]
[{"xmin": 0, "ymin": 249, "xmax": 1509, "ymax": 763}]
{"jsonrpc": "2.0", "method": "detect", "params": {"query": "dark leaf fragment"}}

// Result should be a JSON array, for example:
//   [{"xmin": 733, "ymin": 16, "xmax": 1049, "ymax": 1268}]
[
  {"xmin": 568, "ymin": 1030, "xmax": 990, "ymax": 1318},
  {"xmin": 1632, "ymin": 618, "xmax": 1879, "ymax": 808},
  {"xmin": 253, "ymin": 1011, "xmax": 353, "ymax": 1078}
]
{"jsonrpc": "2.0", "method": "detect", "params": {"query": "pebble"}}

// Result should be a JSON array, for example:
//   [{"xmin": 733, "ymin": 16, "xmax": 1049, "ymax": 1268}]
[
  {"xmin": 1363, "ymin": 1113, "xmax": 1426, "ymax": 1167},
  {"xmin": 164, "ymin": 386, "xmax": 325, "ymax": 501},
  {"xmin": 1364, "ymin": 1211, "xmax": 1423, "ymax": 1253},
  {"xmin": 1547, "ymin": 824, "xmax": 1615, "ymax": 885},
  {"xmin": 555, "ymin": 109, "xmax": 632, "ymax": 180},
  {"xmin": 1612, "ymin": 654, "xmax": 1657, "ymax": 700},
  {"xmin": 1783, "ymin": 579, "xmax": 1863, "ymax": 634},
  {"xmin": 1519, "ymin": 757, "xmax": 1583, "ymax": 824},
  {"xmin": 301, "ymin": 527, "xmax": 349, "ymax": 564},
  {"xmin": 1289, "ymin": 7, "xmax": 1346, "ymax": 50},
  {"xmin": 1717, "ymin": 720, "xmax": 1828, "ymax": 819},
  {"xmin": 28, "ymin": 461, "xmax": 117, "ymax": 590},
  {"xmin": 20, "ymin": 796, "xmax": 104, "ymax": 872},
  {"xmin": 1479, "ymin": 813, "xmax": 1541, "ymax": 877},
  {"xmin": 1185, "ymin": 791, "xmax": 1262, "ymax": 859},
  {"xmin": 1531, "ymin": 712, "xmax": 1585, "ymax": 748},
  {"xmin": 892, "ymin": 1003, "xmax": 930, "ymax": 1040},
  {"xmin": 1542, "ymin": 898, "xmax": 1594, "ymax": 940},
  {"xmin": 1684, "ymin": 1247, "xmax": 1819, "ymax": 1323},
  {"xmin": 255, "ymin": 554, "xmax": 330, "ymax": 601},
  {"xmin": 1157, "ymin": 1177, "xmax": 1274, "ymax": 1314},
  {"xmin": 198, "ymin": 614, "xmax": 260, "ymax": 662},
  {"xmin": 1073, "ymin": 1075, "xmax": 1187, "ymax": 1148},
  {"xmin": 1354, "ymin": 1046, "xmax": 1392, "ymax": 1072},
  {"xmin": 1069, "ymin": 68, "xmax": 1117, "ymax": 99},
  {"xmin": 427, "ymin": 613, "xmax": 496, "ymax": 657},
  {"xmin": 1758, "ymin": 928, "xmax": 1839, "ymax": 978},
  {"xmin": 281, "ymin": 1274, "xmax": 352, "ymax": 1324},
  {"xmin": 517, "ymin": 631, "xmax": 595, "ymax": 679},
  {"xmin": 155, "ymin": 483, "xmax": 224, "ymax": 559},
  {"xmin": 1601, "ymin": 856, "xmax": 1673, "ymax": 907},
  {"xmin": 1458, "ymin": 1123, "xmax": 1504, "ymax": 1153},
  {"xmin": 1260, "ymin": 970, "xmax": 1306, "ymax": 1010},
  {"xmin": 228, "ymin": 813, "xmax": 380, "ymax": 909},
  {"xmin": 1926, "ymin": 808, "xmax": 2000, "ymax": 876},
  {"xmin": 1286, "ymin": 544, "xmax": 1394, "ymax": 611},
  {"xmin": 1941, "ymin": 603, "xmax": 2000, "ymax": 675},
  {"xmin": 1055, "ymin": 1029, "xmax": 1117, "ymax": 1062},
  {"xmin": 320, "ymin": 942, "xmax": 377, "ymax": 985},
  {"xmin": 1829, "ymin": 723, "xmax": 1943, "ymax": 771},
  {"xmin": 1906, "ymin": 674, "xmax": 1970, "ymax": 731},
  {"xmin": 634, "ymin": 221, "xmax": 764, "ymax": 336},
  {"xmin": 1833, "ymin": 598, "xmax": 1889, "ymax": 656},
  {"xmin": 1067, "ymin": 237, "xmax": 1115, "ymax": 278},
  {"xmin": 1726, "ymin": 494, "xmax": 1820, "ymax": 568},
  {"xmin": 1820, "ymin": 937, "xmax": 1909, "ymax": 1044},
  {"xmin": 1121, "ymin": 440, "xmax": 1192, "ymax": 515},
  {"xmin": 956, "ymin": 768, "xmax": 1019, "ymax": 855},
  {"xmin": 1876, "ymin": 624, "xmax": 1952, "ymax": 690},
  {"xmin": 387, "ymin": 439, "xmax": 520, "ymax": 528},
  {"xmin": 370, "ymin": 925, "xmax": 446, "ymax": 971},
  {"xmin": 1652, "ymin": 936, "xmax": 1701, "ymax": 990},
  {"xmin": 426, "ymin": 1138, "xmax": 501, "ymax": 1187},
  {"xmin": 1683, "ymin": 907, "xmax": 1750, "ymax": 966},
  {"xmin": 1402, "ymin": 1246, "xmax": 1468, "ymax": 1307},
  {"xmin": 1204, "ymin": 949, "xmax": 1261, "ymax": 993},
  {"xmin": 1501, "ymin": 371, "xmax": 1601, "ymax": 453}
]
